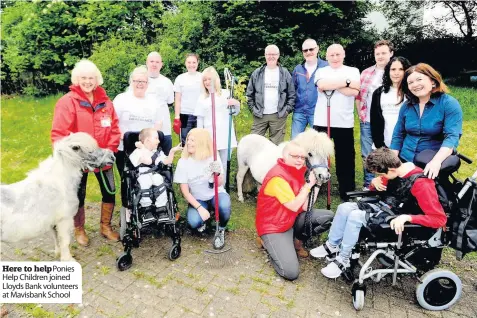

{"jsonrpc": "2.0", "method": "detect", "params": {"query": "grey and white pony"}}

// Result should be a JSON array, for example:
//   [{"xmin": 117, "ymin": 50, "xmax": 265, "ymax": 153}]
[
  {"xmin": 0, "ymin": 132, "xmax": 115, "ymax": 261},
  {"xmin": 236, "ymin": 129, "xmax": 335, "ymax": 202}
]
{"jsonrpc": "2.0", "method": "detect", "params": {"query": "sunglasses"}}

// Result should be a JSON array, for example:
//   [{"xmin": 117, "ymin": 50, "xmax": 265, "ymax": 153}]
[
  {"xmin": 289, "ymin": 154, "xmax": 307, "ymax": 161},
  {"xmin": 302, "ymin": 47, "xmax": 317, "ymax": 53}
]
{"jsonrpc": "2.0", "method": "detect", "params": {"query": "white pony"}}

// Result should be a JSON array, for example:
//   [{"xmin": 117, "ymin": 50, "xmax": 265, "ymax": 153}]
[
  {"xmin": 236, "ymin": 129, "xmax": 334, "ymax": 202},
  {"xmin": 0, "ymin": 132, "xmax": 115, "ymax": 261}
]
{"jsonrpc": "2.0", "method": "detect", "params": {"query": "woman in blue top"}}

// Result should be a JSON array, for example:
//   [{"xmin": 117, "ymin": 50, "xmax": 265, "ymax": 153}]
[{"xmin": 390, "ymin": 63, "xmax": 463, "ymax": 179}]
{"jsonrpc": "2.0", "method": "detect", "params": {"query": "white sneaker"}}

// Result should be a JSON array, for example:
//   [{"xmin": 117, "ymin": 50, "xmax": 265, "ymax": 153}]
[
  {"xmin": 197, "ymin": 223, "xmax": 206, "ymax": 233},
  {"xmin": 310, "ymin": 241, "xmax": 339, "ymax": 259},
  {"xmin": 321, "ymin": 258, "xmax": 350, "ymax": 279},
  {"xmin": 321, "ymin": 256, "xmax": 350, "ymax": 278}
]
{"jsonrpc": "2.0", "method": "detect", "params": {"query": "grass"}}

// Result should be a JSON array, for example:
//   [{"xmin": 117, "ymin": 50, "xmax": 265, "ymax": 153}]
[{"xmin": 1, "ymin": 86, "xmax": 476, "ymax": 235}]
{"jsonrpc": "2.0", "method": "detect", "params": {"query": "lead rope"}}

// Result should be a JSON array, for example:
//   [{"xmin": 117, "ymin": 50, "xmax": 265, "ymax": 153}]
[
  {"xmin": 99, "ymin": 167, "xmax": 119, "ymax": 195},
  {"xmin": 304, "ymin": 185, "xmax": 316, "ymax": 248}
]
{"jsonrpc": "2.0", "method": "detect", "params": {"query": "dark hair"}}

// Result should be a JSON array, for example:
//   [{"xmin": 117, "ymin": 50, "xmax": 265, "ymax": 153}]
[
  {"xmin": 382, "ymin": 56, "xmax": 411, "ymax": 94},
  {"xmin": 185, "ymin": 53, "xmax": 200, "ymax": 63},
  {"xmin": 366, "ymin": 147, "xmax": 402, "ymax": 174},
  {"xmin": 374, "ymin": 39, "xmax": 394, "ymax": 53},
  {"xmin": 399, "ymin": 63, "xmax": 449, "ymax": 104}
]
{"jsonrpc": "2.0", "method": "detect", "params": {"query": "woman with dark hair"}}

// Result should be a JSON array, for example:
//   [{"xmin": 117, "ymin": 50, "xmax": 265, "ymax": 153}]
[
  {"xmin": 390, "ymin": 63, "xmax": 463, "ymax": 179},
  {"xmin": 370, "ymin": 56, "xmax": 411, "ymax": 149}
]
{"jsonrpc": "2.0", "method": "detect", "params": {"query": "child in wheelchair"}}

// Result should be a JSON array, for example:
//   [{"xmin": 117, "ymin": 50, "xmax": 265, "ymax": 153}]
[
  {"xmin": 129, "ymin": 127, "xmax": 182, "ymax": 221},
  {"xmin": 311, "ymin": 147, "xmax": 447, "ymax": 279}
]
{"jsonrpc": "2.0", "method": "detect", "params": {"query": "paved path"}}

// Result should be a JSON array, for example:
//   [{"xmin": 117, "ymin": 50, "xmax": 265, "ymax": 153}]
[{"xmin": 1, "ymin": 206, "xmax": 476, "ymax": 318}]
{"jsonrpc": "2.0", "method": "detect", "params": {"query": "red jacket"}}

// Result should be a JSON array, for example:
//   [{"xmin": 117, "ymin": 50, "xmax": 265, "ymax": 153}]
[
  {"xmin": 256, "ymin": 159, "xmax": 307, "ymax": 236},
  {"xmin": 51, "ymin": 85, "xmax": 121, "ymax": 170},
  {"xmin": 371, "ymin": 167, "xmax": 447, "ymax": 228}
]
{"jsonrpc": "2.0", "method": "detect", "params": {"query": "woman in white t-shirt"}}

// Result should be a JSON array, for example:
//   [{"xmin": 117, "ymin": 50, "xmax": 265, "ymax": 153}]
[
  {"xmin": 194, "ymin": 66, "xmax": 240, "ymax": 181},
  {"xmin": 113, "ymin": 65, "xmax": 162, "ymax": 206},
  {"xmin": 174, "ymin": 128, "xmax": 231, "ymax": 249},
  {"xmin": 173, "ymin": 53, "xmax": 203, "ymax": 146},
  {"xmin": 370, "ymin": 56, "xmax": 411, "ymax": 150}
]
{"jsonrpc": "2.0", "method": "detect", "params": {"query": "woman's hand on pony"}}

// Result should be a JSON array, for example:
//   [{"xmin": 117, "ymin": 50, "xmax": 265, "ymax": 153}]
[
  {"xmin": 204, "ymin": 160, "xmax": 222, "ymax": 177},
  {"xmin": 390, "ymin": 214, "xmax": 412, "ymax": 235}
]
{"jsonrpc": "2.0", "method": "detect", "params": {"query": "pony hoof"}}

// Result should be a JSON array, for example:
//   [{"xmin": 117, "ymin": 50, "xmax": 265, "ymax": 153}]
[{"xmin": 238, "ymin": 195, "xmax": 244, "ymax": 203}]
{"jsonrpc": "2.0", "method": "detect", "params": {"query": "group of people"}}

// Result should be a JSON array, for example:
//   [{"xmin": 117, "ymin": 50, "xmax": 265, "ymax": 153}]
[
  {"xmin": 251, "ymin": 39, "xmax": 463, "ymax": 280},
  {"xmin": 50, "ymin": 37, "xmax": 464, "ymax": 282},
  {"xmin": 51, "ymin": 52, "xmax": 237, "ymax": 249}
]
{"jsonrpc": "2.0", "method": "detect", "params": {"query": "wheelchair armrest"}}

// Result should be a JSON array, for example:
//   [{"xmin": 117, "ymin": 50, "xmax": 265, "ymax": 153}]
[
  {"xmin": 379, "ymin": 223, "xmax": 423, "ymax": 229},
  {"xmin": 347, "ymin": 190, "xmax": 381, "ymax": 198}
]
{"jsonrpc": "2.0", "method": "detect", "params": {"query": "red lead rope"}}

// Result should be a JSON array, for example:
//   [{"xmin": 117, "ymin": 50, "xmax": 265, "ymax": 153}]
[{"xmin": 210, "ymin": 89, "xmax": 220, "ymax": 222}]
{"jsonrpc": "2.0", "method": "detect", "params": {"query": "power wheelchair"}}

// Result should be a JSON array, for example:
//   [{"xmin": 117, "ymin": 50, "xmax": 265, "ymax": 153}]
[{"xmin": 345, "ymin": 149, "xmax": 477, "ymax": 311}]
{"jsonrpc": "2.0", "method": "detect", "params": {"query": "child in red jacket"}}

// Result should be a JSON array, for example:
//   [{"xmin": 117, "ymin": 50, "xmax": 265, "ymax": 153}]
[{"xmin": 310, "ymin": 147, "xmax": 447, "ymax": 278}]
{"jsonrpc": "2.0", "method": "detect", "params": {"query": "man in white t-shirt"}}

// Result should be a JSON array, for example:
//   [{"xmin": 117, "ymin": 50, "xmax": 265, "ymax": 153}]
[
  {"xmin": 246, "ymin": 45, "xmax": 295, "ymax": 145},
  {"xmin": 356, "ymin": 40, "xmax": 394, "ymax": 190},
  {"xmin": 145, "ymin": 51, "xmax": 174, "ymax": 155},
  {"xmin": 313, "ymin": 44, "xmax": 360, "ymax": 201}
]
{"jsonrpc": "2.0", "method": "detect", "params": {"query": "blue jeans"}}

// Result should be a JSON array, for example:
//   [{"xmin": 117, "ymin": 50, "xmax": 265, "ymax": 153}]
[
  {"xmin": 162, "ymin": 135, "xmax": 172, "ymax": 155},
  {"xmin": 360, "ymin": 122, "xmax": 374, "ymax": 188},
  {"xmin": 291, "ymin": 112, "xmax": 314, "ymax": 139},
  {"xmin": 187, "ymin": 192, "xmax": 231, "ymax": 229},
  {"xmin": 327, "ymin": 202, "xmax": 367, "ymax": 261}
]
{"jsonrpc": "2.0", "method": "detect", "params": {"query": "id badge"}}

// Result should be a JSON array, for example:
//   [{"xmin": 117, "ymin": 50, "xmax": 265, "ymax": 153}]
[{"xmin": 101, "ymin": 115, "xmax": 111, "ymax": 127}]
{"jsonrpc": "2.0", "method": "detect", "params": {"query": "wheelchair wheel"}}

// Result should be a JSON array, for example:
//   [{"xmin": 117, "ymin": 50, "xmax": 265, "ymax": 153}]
[
  {"xmin": 119, "ymin": 207, "xmax": 127, "ymax": 240},
  {"xmin": 415, "ymin": 269, "xmax": 462, "ymax": 311},
  {"xmin": 351, "ymin": 282, "xmax": 366, "ymax": 310},
  {"xmin": 116, "ymin": 252, "xmax": 133, "ymax": 271},
  {"xmin": 168, "ymin": 244, "xmax": 181, "ymax": 261}
]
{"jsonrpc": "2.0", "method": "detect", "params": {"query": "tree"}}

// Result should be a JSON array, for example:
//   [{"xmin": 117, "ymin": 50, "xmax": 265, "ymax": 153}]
[{"xmin": 432, "ymin": 1, "xmax": 476, "ymax": 42}]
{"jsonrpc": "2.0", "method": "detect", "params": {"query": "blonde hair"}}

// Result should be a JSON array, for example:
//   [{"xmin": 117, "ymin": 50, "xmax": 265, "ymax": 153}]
[
  {"xmin": 201, "ymin": 66, "xmax": 222, "ymax": 98},
  {"xmin": 139, "ymin": 128, "xmax": 156, "ymax": 143},
  {"xmin": 71, "ymin": 59, "xmax": 104, "ymax": 86},
  {"xmin": 181, "ymin": 128, "xmax": 213, "ymax": 161},
  {"xmin": 129, "ymin": 65, "xmax": 149, "ymax": 86}
]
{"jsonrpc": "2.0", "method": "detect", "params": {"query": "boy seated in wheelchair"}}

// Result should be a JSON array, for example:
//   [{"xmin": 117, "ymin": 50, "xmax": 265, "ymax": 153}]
[
  {"xmin": 129, "ymin": 128, "xmax": 182, "ymax": 220},
  {"xmin": 310, "ymin": 147, "xmax": 447, "ymax": 278}
]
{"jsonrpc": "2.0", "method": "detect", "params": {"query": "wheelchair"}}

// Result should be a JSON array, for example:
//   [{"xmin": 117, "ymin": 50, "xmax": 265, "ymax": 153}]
[
  {"xmin": 116, "ymin": 131, "xmax": 183, "ymax": 271},
  {"xmin": 346, "ymin": 149, "xmax": 477, "ymax": 311}
]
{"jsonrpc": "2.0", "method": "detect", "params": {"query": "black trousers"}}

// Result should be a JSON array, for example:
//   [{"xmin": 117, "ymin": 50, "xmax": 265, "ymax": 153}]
[
  {"xmin": 77, "ymin": 169, "xmax": 116, "ymax": 208},
  {"xmin": 180, "ymin": 114, "xmax": 197, "ymax": 146},
  {"xmin": 314, "ymin": 125, "xmax": 356, "ymax": 200}
]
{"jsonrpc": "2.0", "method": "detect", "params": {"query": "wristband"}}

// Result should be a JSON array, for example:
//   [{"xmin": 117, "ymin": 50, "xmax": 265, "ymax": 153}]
[
  {"xmin": 195, "ymin": 205, "xmax": 202, "ymax": 210},
  {"xmin": 302, "ymin": 185, "xmax": 311, "ymax": 193}
]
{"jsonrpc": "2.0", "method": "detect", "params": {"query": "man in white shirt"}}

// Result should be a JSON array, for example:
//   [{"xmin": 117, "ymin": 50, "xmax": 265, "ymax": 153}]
[
  {"xmin": 313, "ymin": 44, "xmax": 360, "ymax": 201},
  {"xmin": 145, "ymin": 51, "xmax": 174, "ymax": 155},
  {"xmin": 356, "ymin": 40, "xmax": 394, "ymax": 190},
  {"xmin": 246, "ymin": 45, "xmax": 295, "ymax": 145}
]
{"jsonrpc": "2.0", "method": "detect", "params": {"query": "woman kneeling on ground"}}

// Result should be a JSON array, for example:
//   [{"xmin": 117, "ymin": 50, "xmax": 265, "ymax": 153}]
[
  {"xmin": 256, "ymin": 141, "xmax": 334, "ymax": 281},
  {"xmin": 173, "ymin": 128, "xmax": 232, "ymax": 249}
]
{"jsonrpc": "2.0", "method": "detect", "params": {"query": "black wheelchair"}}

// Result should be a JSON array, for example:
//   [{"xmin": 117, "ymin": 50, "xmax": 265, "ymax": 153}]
[
  {"xmin": 346, "ymin": 149, "xmax": 477, "ymax": 311},
  {"xmin": 116, "ymin": 131, "xmax": 183, "ymax": 271}
]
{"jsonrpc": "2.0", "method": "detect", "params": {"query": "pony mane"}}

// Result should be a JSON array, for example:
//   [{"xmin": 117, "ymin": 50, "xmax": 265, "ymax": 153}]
[{"xmin": 293, "ymin": 129, "xmax": 334, "ymax": 160}]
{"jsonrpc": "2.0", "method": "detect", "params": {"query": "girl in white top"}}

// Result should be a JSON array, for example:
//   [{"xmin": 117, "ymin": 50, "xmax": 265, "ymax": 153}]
[
  {"xmin": 369, "ymin": 56, "xmax": 411, "ymax": 191},
  {"xmin": 173, "ymin": 53, "xmax": 203, "ymax": 145},
  {"xmin": 194, "ymin": 66, "xmax": 240, "ymax": 181},
  {"xmin": 174, "ymin": 128, "xmax": 231, "ymax": 249}
]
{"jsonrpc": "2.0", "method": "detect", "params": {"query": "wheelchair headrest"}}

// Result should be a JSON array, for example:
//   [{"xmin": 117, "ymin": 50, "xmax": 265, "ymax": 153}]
[
  {"xmin": 414, "ymin": 149, "xmax": 461, "ymax": 174},
  {"xmin": 123, "ymin": 130, "xmax": 165, "ymax": 155}
]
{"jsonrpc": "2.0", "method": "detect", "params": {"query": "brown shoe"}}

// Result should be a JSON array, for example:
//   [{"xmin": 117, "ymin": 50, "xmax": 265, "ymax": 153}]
[
  {"xmin": 74, "ymin": 206, "xmax": 89, "ymax": 246},
  {"xmin": 294, "ymin": 238, "xmax": 309, "ymax": 258},
  {"xmin": 256, "ymin": 236, "xmax": 264, "ymax": 249},
  {"xmin": 100, "ymin": 203, "xmax": 119, "ymax": 241},
  {"xmin": 74, "ymin": 227, "xmax": 90, "ymax": 247}
]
